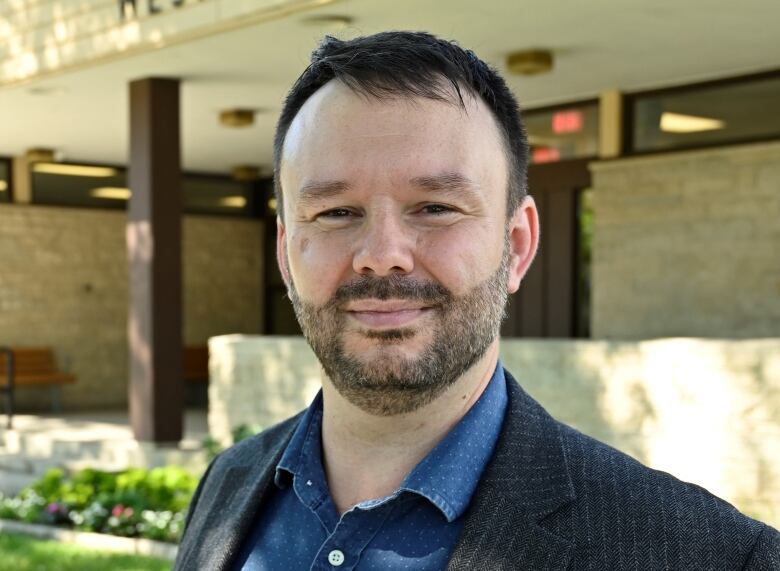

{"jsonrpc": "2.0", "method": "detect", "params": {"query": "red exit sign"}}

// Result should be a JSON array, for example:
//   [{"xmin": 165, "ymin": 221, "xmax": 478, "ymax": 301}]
[{"xmin": 552, "ymin": 110, "xmax": 584, "ymax": 134}]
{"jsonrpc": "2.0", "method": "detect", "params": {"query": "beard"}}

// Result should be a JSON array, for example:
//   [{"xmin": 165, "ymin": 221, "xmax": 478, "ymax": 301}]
[{"xmin": 287, "ymin": 243, "xmax": 510, "ymax": 416}]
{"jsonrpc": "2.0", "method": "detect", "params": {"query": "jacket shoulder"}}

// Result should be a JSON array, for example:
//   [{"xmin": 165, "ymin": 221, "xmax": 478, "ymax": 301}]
[
  {"xmin": 557, "ymin": 422, "xmax": 775, "ymax": 569},
  {"xmin": 183, "ymin": 412, "xmax": 303, "ymax": 527},
  {"xmin": 211, "ymin": 412, "xmax": 304, "ymax": 472}
]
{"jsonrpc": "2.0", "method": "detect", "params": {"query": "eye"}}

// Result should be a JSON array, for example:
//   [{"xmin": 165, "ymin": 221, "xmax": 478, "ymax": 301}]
[
  {"xmin": 420, "ymin": 203, "xmax": 454, "ymax": 215},
  {"xmin": 314, "ymin": 208, "xmax": 359, "ymax": 225},
  {"xmin": 318, "ymin": 208, "xmax": 354, "ymax": 219}
]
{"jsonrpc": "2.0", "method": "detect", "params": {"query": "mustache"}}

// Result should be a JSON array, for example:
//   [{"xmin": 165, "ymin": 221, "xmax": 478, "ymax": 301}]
[{"xmin": 328, "ymin": 274, "xmax": 452, "ymax": 308}]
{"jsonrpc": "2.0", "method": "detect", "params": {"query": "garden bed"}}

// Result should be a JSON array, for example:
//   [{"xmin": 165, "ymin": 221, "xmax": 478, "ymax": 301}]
[{"xmin": 0, "ymin": 466, "xmax": 196, "ymax": 547}]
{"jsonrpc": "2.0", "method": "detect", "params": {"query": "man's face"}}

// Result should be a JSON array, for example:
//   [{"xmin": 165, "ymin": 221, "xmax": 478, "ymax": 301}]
[{"xmin": 278, "ymin": 81, "xmax": 534, "ymax": 415}]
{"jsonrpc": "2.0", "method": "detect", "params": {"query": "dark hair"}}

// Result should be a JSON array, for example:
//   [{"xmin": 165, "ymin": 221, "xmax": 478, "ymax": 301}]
[{"xmin": 273, "ymin": 31, "xmax": 528, "ymax": 219}]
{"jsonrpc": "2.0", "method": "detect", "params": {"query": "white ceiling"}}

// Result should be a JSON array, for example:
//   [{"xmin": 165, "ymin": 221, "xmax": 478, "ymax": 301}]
[{"xmin": 1, "ymin": 0, "xmax": 778, "ymax": 172}]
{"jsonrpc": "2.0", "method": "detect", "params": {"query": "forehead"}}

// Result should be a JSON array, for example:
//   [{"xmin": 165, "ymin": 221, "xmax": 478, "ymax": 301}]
[{"xmin": 279, "ymin": 80, "xmax": 508, "ymax": 203}]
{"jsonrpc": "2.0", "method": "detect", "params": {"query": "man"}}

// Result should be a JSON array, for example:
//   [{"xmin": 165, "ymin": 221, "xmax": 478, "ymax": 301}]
[{"xmin": 175, "ymin": 32, "xmax": 779, "ymax": 570}]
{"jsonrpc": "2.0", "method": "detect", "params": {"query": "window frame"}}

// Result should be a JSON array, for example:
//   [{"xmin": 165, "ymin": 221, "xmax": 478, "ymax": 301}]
[
  {"xmin": 0, "ymin": 156, "xmax": 13, "ymax": 203},
  {"xmin": 27, "ymin": 160, "xmax": 264, "ymax": 218},
  {"xmin": 522, "ymin": 98, "xmax": 601, "ymax": 165},
  {"xmin": 622, "ymin": 68, "xmax": 780, "ymax": 156}
]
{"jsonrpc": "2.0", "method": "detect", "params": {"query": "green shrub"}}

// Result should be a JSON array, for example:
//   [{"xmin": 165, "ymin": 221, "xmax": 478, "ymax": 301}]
[{"xmin": 0, "ymin": 465, "xmax": 197, "ymax": 543}]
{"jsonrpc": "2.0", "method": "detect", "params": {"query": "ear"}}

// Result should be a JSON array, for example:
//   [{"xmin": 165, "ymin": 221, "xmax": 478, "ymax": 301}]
[
  {"xmin": 276, "ymin": 216, "xmax": 291, "ymax": 287},
  {"xmin": 506, "ymin": 195, "xmax": 540, "ymax": 294}
]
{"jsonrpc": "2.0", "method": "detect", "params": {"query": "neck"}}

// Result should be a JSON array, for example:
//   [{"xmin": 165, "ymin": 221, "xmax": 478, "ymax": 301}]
[{"xmin": 320, "ymin": 340, "xmax": 500, "ymax": 514}]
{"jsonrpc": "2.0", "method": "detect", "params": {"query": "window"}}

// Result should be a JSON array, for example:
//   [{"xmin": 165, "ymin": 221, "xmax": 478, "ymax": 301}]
[
  {"xmin": 31, "ymin": 163, "xmax": 127, "ymax": 209},
  {"xmin": 0, "ymin": 158, "xmax": 11, "ymax": 203},
  {"xmin": 29, "ymin": 161, "xmax": 256, "ymax": 216},
  {"xmin": 629, "ymin": 73, "xmax": 780, "ymax": 153},
  {"xmin": 524, "ymin": 102, "xmax": 599, "ymax": 164}
]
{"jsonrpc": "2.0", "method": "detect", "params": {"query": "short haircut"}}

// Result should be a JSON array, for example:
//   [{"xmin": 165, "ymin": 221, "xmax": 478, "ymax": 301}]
[{"xmin": 273, "ymin": 30, "xmax": 529, "ymax": 220}]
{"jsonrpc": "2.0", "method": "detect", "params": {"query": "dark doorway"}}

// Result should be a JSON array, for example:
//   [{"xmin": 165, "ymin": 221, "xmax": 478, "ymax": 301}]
[
  {"xmin": 502, "ymin": 158, "xmax": 592, "ymax": 338},
  {"xmin": 262, "ymin": 200, "xmax": 302, "ymax": 335}
]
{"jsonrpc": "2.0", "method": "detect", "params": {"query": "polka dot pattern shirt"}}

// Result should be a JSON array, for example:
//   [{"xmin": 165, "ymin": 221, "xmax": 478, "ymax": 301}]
[{"xmin": 232, "ymin": 364, "xmax": 508, "ymax": 571}]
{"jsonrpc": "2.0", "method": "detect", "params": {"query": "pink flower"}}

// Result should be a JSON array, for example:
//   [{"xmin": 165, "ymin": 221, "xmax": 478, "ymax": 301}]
[
  {"xmin": 111, "ymin": 504, "xmax": 125, "ymax": 518},
  {"xmin": 124, "ymin": 507, "xmax": 134, "ymax": 518},
  {"xmin": 46, "ymin": 503, "xmax": 60, "ymax": 514}
]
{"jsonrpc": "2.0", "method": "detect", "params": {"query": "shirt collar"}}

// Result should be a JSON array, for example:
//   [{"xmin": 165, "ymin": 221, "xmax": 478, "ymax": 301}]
[
  {"xmin": 274, "ymin": 361, "xmax": 509, "ymax": 523},
  {"xmin": 275, "ymin": 390, "xmax": 324, "ymax": 489},
  {"xmin": 399, "ymin": 363, "xmax": 508, "ymax": 522}
]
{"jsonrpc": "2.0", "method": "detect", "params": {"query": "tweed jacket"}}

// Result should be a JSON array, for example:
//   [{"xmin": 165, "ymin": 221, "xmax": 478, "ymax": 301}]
[{"xmin": 174, "ymin": 371, "xmax": 780, "ymax": 570}]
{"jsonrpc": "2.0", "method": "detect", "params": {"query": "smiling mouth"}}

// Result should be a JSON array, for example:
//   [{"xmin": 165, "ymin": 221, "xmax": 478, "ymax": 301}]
[{"xmin": 345, "ymin": 301, "xmax": 433, "ymax": 329}]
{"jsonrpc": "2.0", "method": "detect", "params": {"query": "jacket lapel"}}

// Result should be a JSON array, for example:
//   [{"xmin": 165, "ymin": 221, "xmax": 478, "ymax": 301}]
[
  {"xmin": 177, "ymin": 417, "xmax": 300, "ymax": 571},
  {"xmin": 447, "ymin": 370, "xmax": 576, "ymax": 571}
]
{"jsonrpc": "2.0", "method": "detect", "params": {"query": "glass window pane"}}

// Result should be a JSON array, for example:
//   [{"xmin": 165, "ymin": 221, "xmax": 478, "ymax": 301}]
[
  {"xmin": 632, "ymin": 75, "xmax": 780, "ymax": 152},
  {"xmin": 525, "ymin": 103, "xmax": 599, "ymax": 164},
  {"xmin": 30, "ymin": 162, "xmax": 254, "ymax": 216},
  {"xmin": 0, "ymin": 159, "xmax": 10, "ymax": 203},
  {"xmin": 32, "ymin": 163, "xmax": 128, "ymax": 209},
  {"xmin": 183, "ymin": 176, "xmax": 251, "ymax": 216}
]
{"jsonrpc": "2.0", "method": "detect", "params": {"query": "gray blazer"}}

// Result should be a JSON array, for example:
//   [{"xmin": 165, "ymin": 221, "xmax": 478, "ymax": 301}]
[{"xmin": 175, "ymin": 371, "xmax": 780, "ymax": 570}]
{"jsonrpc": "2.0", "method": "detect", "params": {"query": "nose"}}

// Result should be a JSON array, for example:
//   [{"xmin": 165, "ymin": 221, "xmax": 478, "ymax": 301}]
[{"xmin": 352, "ymin": 212, "xmax": 415, "ymax": 276}]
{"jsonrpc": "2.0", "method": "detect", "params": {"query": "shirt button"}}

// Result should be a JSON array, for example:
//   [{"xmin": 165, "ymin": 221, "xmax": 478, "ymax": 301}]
[{"xmin": 328, "ymin": 549, "xmax": 345, "ymax": 566}]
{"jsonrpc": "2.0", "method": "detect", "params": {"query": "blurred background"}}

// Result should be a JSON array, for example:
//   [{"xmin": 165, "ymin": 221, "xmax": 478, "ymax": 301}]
[{"xmin": 0, "ymin": 0, "xmax": 778, "ymax": 549}]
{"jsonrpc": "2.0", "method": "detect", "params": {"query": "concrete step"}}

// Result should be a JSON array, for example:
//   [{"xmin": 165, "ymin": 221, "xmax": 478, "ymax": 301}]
[
  {"xmin": 0, "ymin": 442, "xmax": 208, "ymax": 496},
  {"xmin": 0, "ymin": 469, "xmax": 39, "ymax": 495},
  {"xmin": 0, "ymin": 412, "xmax": 208, "ymax": 497}
]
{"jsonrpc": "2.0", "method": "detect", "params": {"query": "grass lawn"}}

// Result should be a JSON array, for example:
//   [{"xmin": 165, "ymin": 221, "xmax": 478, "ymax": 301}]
[{"xmin": 0, "ymin": 533, "xmax": 172, "ymax": 571}]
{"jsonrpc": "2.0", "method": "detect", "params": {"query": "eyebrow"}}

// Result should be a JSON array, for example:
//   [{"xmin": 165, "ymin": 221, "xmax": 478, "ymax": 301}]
[
  {"xmin": 409, "ymin": 172, "xmax": 480, "ymax": 195},
  {"xmin": 296, "ymin": 171, "xmax": 479, "ymax": 205},
  {"xmin": 297, "ymin": 180, "xmax": 351, "ymax": 205}
]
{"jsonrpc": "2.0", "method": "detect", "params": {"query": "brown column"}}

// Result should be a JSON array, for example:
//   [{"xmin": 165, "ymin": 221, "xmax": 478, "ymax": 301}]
[{"xmin": 127, "ymin": 77, "xmax": 183, "ymax": 443}]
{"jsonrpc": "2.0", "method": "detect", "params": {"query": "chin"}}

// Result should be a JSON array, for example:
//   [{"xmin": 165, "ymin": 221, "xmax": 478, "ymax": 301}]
[{"xmin": 344, "ymin": 329, "xmax": 430, "ymax": 359}]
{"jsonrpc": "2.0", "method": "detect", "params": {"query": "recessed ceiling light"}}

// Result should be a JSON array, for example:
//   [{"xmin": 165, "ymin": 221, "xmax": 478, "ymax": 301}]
[
  {"xmin": 26, "ymin": 147, "xmax": 58, "ymax": 163},
  {"xmin": 219, "ymin": 109, "xmax": 256, "ymax": 128},
  {"xmin": 232, "ymin": 165, "xmax": 260, "ymax": 182},
  {"xmin": 660, "ymin": 112, "xmax": 725, "ymax": 133},
  {"xmin": 300, "ymin": 14, "xmax": 353, "ymax": 29},
  {"xmin": 506, "ymin": 49, "xmax": 554, "ymax": 76}
]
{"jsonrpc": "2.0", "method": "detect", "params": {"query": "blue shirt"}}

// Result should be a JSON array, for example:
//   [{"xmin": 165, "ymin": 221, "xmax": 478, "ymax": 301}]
[{"xmin": 233, "ymin": 363, "xmax": 508, "ymax": 571}]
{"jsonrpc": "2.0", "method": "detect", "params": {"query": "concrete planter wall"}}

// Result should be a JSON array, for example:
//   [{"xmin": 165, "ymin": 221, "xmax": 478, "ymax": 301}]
[{"xmin": 209, "ymin": 335, "xmax": 780, "ymax": 528}]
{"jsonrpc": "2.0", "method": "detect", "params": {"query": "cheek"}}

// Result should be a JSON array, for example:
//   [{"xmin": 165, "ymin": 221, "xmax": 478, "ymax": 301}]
[
  {"xmin": 288, "ymin": 230, "xmax": 352, "ymax": 297},
  {"xmin": 416, "ymin": 225, "xmax": 500, "ymax": 290}
]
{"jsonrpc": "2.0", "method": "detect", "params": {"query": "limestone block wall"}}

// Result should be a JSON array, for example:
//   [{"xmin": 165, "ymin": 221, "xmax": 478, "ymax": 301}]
[
  {"xmin": 590, "ymin": 141, "xmax": 780, "ymax": 339},
  {"xmin": 208, "ymin": 335, "xmax": 321, "ymax": 447},
  {"xmin": 209, "ymin": 335, "xmax": 780, "ymax": 528},
  {"xmin": 0, "ymin": 204, "xmax": 263, "ymax": 410}
]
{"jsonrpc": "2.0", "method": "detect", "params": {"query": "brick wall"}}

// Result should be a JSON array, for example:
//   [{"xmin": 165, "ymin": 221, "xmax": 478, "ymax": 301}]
[
  {"xmin": 209, "ymin": 335, "xmax": 780, "ymax": 528},
  {"xmin": 590, "ymin": 141, "xmax": 780, "ymax": 338},
  {"xmin": 0, "ymin": 204, "xmax": 263, "ymax": 410}
]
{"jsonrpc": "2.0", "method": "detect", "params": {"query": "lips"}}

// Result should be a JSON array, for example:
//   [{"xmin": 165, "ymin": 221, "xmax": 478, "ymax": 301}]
[{"xmin": 345, "ymin": 299, "xmax": 431, "ymax": 328}]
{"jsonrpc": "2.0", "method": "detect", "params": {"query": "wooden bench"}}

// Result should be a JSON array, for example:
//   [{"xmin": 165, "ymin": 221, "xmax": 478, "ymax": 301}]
[
  {"xmin": 183, "ymin": 345, "xmax": 209, "ymax": 383},
  {"xmin": 183, "ymin": 345, "xmax": 209, "ymax": 408},
  {"xmin": 0, "ymin": 347, "xmax": 76, "ymax": 428}
]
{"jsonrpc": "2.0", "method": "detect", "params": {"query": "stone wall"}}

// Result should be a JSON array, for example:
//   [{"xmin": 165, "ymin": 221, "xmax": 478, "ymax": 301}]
[
  {"xmin": 209, "ymin": 335, "xmax": 780, "ymax": 528},
  {"xmin": 590, "ymin": 141, "xmax": 780, "ymax": 338},
  {"xmin": 0, "ymin": 204, "xmax": 263, "ymax": 410}
]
